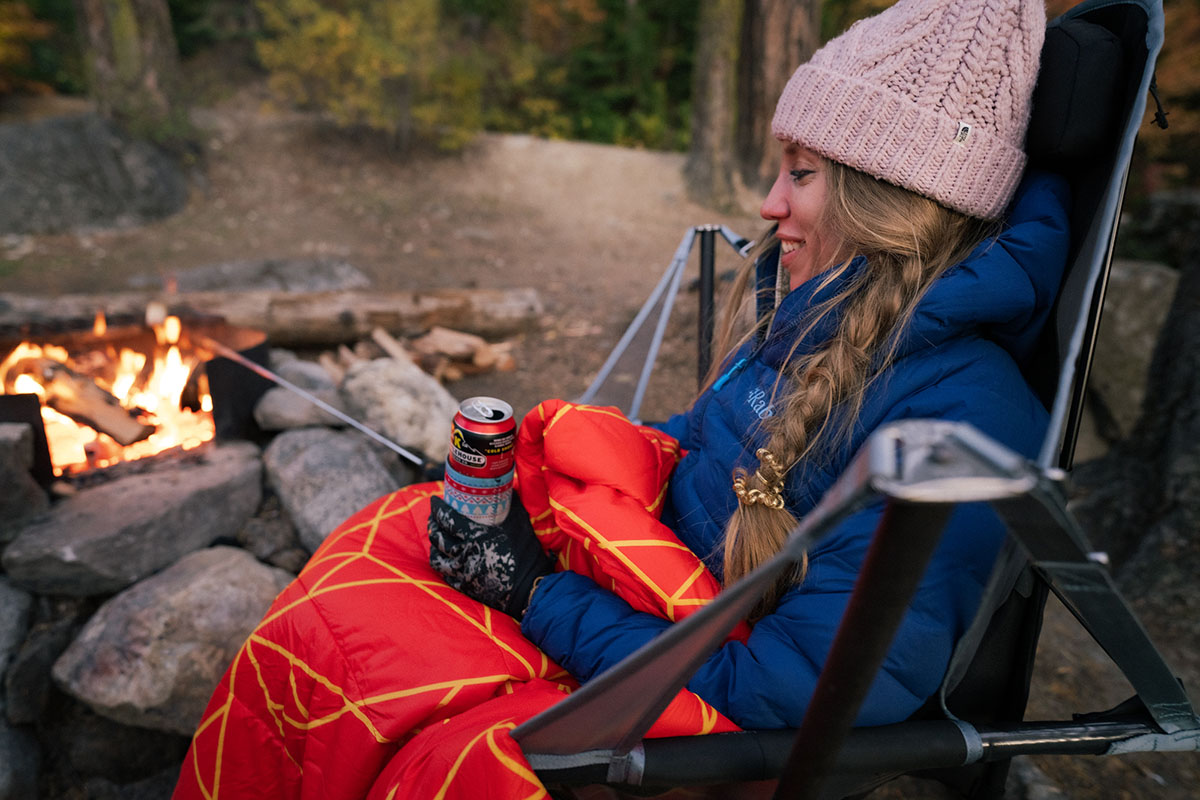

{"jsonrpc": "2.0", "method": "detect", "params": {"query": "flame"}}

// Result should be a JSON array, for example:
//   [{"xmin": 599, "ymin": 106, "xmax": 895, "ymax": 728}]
[{"xmin": 0, "ymin": 316, "xmax": 215, "ymax": 475}]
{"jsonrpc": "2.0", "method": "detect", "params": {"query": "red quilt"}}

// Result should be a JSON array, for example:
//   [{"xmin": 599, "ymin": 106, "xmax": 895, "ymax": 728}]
[{"xmin": 173, "ymin": 400, "xmax": 743, "ymax": 800}]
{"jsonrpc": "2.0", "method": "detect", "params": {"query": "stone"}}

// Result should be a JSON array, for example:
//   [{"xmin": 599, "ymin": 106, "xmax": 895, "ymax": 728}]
[
  {"xmin": 254, "ymin": 385, "xmax": 349, "ymax": 430},
  {"xmin": 0, "ymin": 578, "xmax": 33, "ymax": 680},
  {"xmin": 363, "ymin": 439, "xmax": 422, "ymax": 490},
  {"xmin": 5, "ymin": 616, "xmax": 78, "ymax": 725},
  {"xmin": 1087, "ymin": 259, "xmax": 1179, "ymax": 441},
  {"xmin": 235, "ymin": 494, "xmax": 306, "ymax": 568},
  {"xmin": 2, "ymin": 443, "xmax": 262, "ymax": 596},
  {"xmin": 0, "ymin": 422, "xmax": 51, "ymax": 543},
  {"xmin": 270, "ymin": 351, "xmax": 338, "ymax": 390},
  {"xmin": 253, "ymin": 353, "xmax": 347, "ymax": 430},
  {"xmin": 33, "ymin": 691, "xmax": 189, "ymax": 790},
  {"xmin": 52, "ymin": 546, "xmax": 293, "ymax": 736},
  {"xmin": 82, "ymin": 767, "xmax": 182, "ymax": 800},
  {"xmin": 0, "ymin": 720, "xmax": 39, "ymax": 800},
  {"xmin": 1005, "ymin": 756, "xmax": 1068, "ymax": 799},
  {"xmin": 1117, "ymin": 189, "xmax": 1200, "ymax": 266},
  {"xmin": 340, "ymin": 357, "xmax": 460, "ymax": 462},
  {"xmin": 0, "ymin": 113, "xmax": 187, "ymax": 235},
  {"xmin": 62, "ymin": 708, "xmax": 188, "ymax": 784},
  {"xmin": 267, "ymin": 547, "xmax": 310, "ymax": 574},
  {"xmin": 263, "ymin": 428, "xmax": 400, "ymax": 551}
]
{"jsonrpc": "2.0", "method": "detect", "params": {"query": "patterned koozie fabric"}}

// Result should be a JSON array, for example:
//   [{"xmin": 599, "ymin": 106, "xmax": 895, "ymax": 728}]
[
  {"xmin": 772, "ymin": 0, "xmax": 1045, "ymax": 219},
  {"xmin": 174, "ymin": 401, "xmax": 739, "ymax": 800}
]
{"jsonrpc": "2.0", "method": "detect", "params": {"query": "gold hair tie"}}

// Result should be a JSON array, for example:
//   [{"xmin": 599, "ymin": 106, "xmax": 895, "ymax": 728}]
[{"xmin": 732, "ymin": 448, "xmax": 787, "ymax": 509}]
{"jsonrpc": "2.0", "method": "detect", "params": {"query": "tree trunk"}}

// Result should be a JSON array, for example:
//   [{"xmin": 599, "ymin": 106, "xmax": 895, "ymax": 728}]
[
  {"xmin": 683, "ymin": 0, "xmax": 744, "ymax": 211},
  {"xmin": 737, "ymin": 0, "xmax": 822, "ymax": 194},
  {"xmin": 73, "ymin": 0, "xmax": 187, "ymax": 144}
]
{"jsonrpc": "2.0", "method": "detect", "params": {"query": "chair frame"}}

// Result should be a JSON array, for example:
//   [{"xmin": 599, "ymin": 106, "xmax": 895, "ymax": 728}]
[{"xmin": 515, "ymin": 420, "xmax": 1199, "ymax": 794}]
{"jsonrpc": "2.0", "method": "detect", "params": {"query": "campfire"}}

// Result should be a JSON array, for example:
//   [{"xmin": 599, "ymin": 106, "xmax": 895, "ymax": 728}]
[{"xmin": 0, "ymin": 304, "xmax": 218, "ymax": 476}]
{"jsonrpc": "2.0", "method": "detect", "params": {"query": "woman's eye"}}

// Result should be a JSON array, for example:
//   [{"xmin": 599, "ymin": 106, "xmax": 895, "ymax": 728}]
[{"xmin": 790, "ymin": 169, "xmax": 813, "ymax": 182}]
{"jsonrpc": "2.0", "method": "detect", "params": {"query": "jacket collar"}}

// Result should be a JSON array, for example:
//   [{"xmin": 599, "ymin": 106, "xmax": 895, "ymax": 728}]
[{"xmin": 754, "ymin": 171, "xmax": 1070, "ymax": 372}]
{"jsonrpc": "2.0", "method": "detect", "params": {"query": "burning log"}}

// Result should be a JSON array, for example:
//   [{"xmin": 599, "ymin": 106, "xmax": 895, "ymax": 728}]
[{"xmin": 3, "ymin": 358, "xmax": 155, "ymax": 446}]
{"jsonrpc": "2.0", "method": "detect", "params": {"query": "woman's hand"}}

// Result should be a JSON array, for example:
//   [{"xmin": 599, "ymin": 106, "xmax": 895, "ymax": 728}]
[{"xmin": 428, "ymin": 497, "xmax": 554, "ymax": 619}]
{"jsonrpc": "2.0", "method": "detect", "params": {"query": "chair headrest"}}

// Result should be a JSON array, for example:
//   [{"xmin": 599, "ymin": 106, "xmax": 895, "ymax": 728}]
[{"xmin": 1026, "ymin": 18, "xmax": 1126, "ymax": 165}]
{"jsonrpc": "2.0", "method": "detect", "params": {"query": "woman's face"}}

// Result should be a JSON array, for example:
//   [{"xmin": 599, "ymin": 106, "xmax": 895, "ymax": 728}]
[{"xmin": 760, "ymin": 142, "xmax": 844, "ymax": 291}]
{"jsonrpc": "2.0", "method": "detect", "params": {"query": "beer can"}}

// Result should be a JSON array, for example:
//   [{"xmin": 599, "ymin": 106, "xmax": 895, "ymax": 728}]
[{"xmin": 444, "ymin": 396, "xmax": 516, "ymax": 524}]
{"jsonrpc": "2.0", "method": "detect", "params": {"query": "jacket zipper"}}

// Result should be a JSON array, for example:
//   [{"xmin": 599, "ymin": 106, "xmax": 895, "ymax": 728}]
[{"xmin": 712, "ymin": 358, "xmax": 749, "ymax": 392}]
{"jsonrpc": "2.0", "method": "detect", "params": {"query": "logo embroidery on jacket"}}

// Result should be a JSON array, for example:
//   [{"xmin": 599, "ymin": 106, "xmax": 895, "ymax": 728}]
[{"xmin": 746, "ymin": 388, "xmax": 775, "ymax": 420}]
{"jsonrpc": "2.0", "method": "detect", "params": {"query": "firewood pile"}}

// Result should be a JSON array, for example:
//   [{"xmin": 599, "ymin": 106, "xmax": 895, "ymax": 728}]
[{"xmin": 320, "ymin": 326, "xmax": 517, "ymax": 386}]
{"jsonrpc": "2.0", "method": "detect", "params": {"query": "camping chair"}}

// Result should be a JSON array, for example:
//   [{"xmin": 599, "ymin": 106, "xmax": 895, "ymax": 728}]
[{"xmin": 519, "ymin": 0, "xmax": 1197, "ymax": 797}]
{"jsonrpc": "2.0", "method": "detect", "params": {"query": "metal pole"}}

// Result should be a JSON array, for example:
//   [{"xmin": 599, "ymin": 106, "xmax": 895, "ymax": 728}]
[
  {"xmin": 698, "ymin": 225, "xmax": 717, "ymax": 388},
  {"xmin": 773, "ymin": 501, "xmax": 954, "ymax": 799},
  {"xmin": 578, "ymin": 228, "xmax": 696, "ymax": 412},
  {"xmin": 629, "ymin": 238, "xmax": 691, "ymax": 422},
  {"xmin": 195, "ymin": 334, "xmax": 428, "ymax": 469}
]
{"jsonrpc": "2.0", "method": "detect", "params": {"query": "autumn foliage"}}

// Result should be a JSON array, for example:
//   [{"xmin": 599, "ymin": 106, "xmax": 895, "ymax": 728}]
[
  {"xmin": 254, "ymin": 0, "xmax": 482, "ymax": 150},
  {"xmin": 1131, "ymin": 0, "xmax": 1200, "ymax": 189},
  {"xmin": 0, "ymin": 1, "xmax": 51, "ymax": 94},
  {"xmin": 0, "ymin": 0, "xmax": 1195, "ymax": 186}
]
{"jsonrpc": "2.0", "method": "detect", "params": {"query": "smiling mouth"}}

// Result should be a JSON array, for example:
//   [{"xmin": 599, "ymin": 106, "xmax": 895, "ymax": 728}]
[{"xmin": 780, "ymin": 240, "xmax": 801, "ymax": 255}]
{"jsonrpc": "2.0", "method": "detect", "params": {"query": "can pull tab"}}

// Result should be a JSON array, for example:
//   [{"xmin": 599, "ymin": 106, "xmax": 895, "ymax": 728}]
[{"xmin": 465, "ymin": 397, "xmax": 509, "ymax": 421}]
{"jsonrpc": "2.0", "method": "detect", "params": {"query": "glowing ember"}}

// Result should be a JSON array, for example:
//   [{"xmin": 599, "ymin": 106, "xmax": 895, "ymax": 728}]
[{"xmin": 0, "ymin": 317, "xmax": 215, "ymax": 475}]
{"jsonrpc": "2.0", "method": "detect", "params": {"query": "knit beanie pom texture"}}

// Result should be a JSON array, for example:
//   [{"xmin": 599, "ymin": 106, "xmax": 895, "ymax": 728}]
[{"xmin": 771, "ymin": 0, "xmax": 1045, "ymax": 220}]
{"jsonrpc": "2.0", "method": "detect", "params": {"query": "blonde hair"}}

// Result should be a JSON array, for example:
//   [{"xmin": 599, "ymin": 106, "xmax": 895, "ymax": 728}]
[{"xmin": 714, "ymin": 159, "xmax": 996, "ymax": 619}]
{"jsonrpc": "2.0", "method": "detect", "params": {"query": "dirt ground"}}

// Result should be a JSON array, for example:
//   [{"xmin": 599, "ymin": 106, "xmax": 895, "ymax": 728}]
[
  {"xmin": 0, "ymin": 76, "xmax": 763, "ymax": 426},
  {"xmin": 2, "ymin": 72, "xmax": 1195, "ymax": 798}
]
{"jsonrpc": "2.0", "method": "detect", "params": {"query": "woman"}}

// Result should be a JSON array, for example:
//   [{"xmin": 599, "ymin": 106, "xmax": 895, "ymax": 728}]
[{"xmin": 174, "ymin": 0, "xmax": 1069, "ymax": 796}]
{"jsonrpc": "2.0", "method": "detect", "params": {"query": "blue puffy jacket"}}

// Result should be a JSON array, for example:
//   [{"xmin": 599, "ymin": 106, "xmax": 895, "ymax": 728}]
[{"xmin": 522, "ymin": 171, "xmax": 1071, "ymax": 729}]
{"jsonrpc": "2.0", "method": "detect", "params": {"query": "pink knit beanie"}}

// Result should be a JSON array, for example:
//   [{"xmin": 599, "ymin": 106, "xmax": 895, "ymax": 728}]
[{"xmin": 771, "ymin": 0, "xmax": 1044, "ymax": 220}]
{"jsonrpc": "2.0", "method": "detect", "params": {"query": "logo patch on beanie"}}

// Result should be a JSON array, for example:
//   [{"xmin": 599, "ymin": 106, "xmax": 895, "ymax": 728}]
[{"xmin": 954, "ymin": 122, "xmax": 973, "ymax": 145}]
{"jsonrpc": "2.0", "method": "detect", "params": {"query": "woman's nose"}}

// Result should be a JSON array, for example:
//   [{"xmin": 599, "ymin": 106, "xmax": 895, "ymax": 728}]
[{"xmin": 760, "ymin": 175, "xmax": 788, "ymax": 221}]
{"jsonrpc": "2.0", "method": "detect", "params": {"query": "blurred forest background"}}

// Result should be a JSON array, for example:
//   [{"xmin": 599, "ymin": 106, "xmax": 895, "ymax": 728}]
[{"xmin": 0, "ymin": 0, "xmax": 1196, "ymax": 209}]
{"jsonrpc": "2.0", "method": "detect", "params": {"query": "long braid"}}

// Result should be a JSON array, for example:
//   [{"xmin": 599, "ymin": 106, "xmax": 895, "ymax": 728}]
[{"xmin": 721, "ymin": 161, "xmax": 995, "ymax": 619}]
